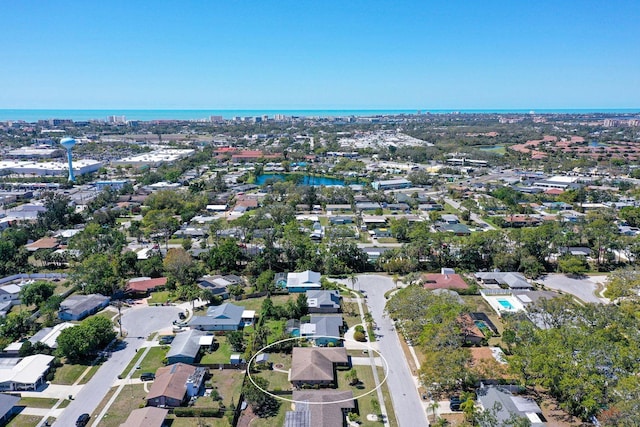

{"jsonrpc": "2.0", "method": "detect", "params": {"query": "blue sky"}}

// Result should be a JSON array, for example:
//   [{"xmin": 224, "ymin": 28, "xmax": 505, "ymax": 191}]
[{"xmin": 1, "ymin": 0, "xmax": 639, "ymax": 109}]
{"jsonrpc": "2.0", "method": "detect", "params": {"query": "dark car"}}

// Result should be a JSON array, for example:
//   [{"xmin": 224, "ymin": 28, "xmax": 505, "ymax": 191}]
[
  {"xmin": 159, "ymin": 335, "xmax": 174, "ymax": 344},
  {"xmin": 76, "ymin": 413, "xmax": 90, "ymax": 426},
  {"xmin": 178, "ymin": 312, "xmax": 187, "ymax": 320},
  {"xmin": 449, "ymin": 396, "xmax": 462, "ymax": 411},
  {"xmin": 140, "ymin": 372, "xmax": 155, "ymax": 381}
]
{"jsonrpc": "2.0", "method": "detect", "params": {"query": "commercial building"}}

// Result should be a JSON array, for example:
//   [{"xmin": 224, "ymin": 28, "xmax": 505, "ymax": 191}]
[
  {"xmin": 112, "ymin": 149, "xmax": 195, "ymax": 167},
  {"xmin": 0, "ymin": 159, "xmax": 102, "ymax": 177}
]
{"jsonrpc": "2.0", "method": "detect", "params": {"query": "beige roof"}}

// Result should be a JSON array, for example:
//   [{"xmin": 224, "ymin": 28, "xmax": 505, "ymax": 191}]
[
  {"xmin": 120, "ymin": 407, "xmax": 168, "ymax": 427},
  {"xmin": 290, "ymin": 347, "xmax": 348, "ymax": 383},
  {"xmin": 146, "ymin": 363, "xmax": 196, "ymax": 402},
  {"xmin": 26, "ymin": 237, "xmax": 59, "ymax": 251}
]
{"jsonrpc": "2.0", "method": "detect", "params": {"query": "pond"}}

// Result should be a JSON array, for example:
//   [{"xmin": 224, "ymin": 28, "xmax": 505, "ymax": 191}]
[{"xmin": 256, "ymin": 173, "xmax": 346, "ymax": 186}]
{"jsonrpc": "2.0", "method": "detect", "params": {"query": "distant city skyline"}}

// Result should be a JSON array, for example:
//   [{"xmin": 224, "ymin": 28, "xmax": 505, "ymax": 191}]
[{"xmin": 2, "ymin": 1, "xmax": 639, "ymax": 109}]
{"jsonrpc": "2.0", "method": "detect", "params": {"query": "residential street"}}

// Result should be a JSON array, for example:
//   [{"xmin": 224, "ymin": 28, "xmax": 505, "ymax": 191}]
[
  {"xmin": 343, "ymin": 275, "xmax": 429, "ymax": 427},
  {"xmin": 51, "ymin": 305, "xmax": 180, "ymax": 427}
]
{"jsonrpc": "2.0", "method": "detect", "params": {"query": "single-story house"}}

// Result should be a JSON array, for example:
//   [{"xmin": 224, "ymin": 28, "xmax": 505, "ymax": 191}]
[
  {"xmin": 474, "ymin": 272, "xmax": 533, "ymax": 290},
  {"xmin": 306, "ymin": 290, "xmax": 341, "ymax": 313},
  {"xmin": 197, "ymin": 276, "xmax": 231, "ymax": 299},
  {"xmin": 0, "ymin": 285, "xmax": 21, "ymax": 306},
  {"xmin": 119, "ymin": 407, "xmax": 168, "ymax": 427},
  {"xmin": 187, "ymin": 303, "xmax": 248, "ymax": 331},
  {"xmin": 0, "ymin": 394, "xmax": 20, "ymax": 426},
  {"xmin": 435, "ymin": 222, "xmax": 472, "ymax": 235},
  {"xmin": 58, "ymin": 294, "xmax": 110, "ymax": 321},
  {"xmin": 166, "ymin": 329, "xmax": 212, "ymax": 365},
  {"xmin": 25, "ymin": 237, "xmax": 60, "ymax": 252},
  {"xmin": 28, "ymin": 322, "xmax": 75, "ymax": 349},
  {"xmin": 0, "ymin": 354, "xmax": 54, "ymax": 391},
  {"xmin": 286, "ymin": 270, "xmax": 322, "ymax": 293},
  {"xmin": 127, "ymin": 277, "xmax": 167, "ymax": 294},
  {"xmin": 476, "ymin": 384, "xmax": 546, "ymax": 426},
  {"xmin": 289, "ymin": 347, "xmax": 349, "ymax": 388},
  {"xmin": 422, "ymin": 269, "xmax": 469, "ymax": 290},
  {"xmin": 440, "ymin": 214, "xmax": 460, "ymax": 224},
  {"xmin": 458, "ymin": 313, "xmax": 485, "ymax": 345},
  {"xmin": 300, "ymin": 315, "xmax": 343, "ymax": 346},
  {"xmin": 146, "ymin": 363, "xmax": 206, "ymax": 408},
  {"xmin": 284, "ymin": 390, "xmax": 355, "ymax": 427}
]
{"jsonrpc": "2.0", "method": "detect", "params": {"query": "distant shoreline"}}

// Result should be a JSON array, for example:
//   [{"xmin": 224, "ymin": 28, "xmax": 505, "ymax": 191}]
[{"xmin": 1, "ymin": 108, "xmax": 639, "ymax": 122}]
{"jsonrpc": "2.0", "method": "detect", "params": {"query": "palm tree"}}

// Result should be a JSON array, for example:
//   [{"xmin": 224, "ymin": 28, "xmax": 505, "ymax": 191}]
[{"xmin": 428, "ymin": 400, "xmax": 440, "ymax": 422}]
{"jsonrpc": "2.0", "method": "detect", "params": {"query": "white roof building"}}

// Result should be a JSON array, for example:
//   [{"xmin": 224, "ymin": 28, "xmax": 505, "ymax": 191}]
[{"xmin": 0, "ymin": 354, "xmax": 54, "ymax": 391}]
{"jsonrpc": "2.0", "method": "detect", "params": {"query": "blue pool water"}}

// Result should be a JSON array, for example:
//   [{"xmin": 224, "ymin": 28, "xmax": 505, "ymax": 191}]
[
  {"xmin": 497, "ymin": 299, "xmax": 514, "ymax": 310},
  {"xmin": 291, "ymin": 329, "xmax": 300, "ymax": 337}
]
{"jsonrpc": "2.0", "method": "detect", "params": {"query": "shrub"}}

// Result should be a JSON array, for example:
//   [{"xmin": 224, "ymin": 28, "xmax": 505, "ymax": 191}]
[
  {"xmin": 355, "ymin": 325, "xmax": 365, "ymax": 333},
  {"xmin": 353, "ymin": 331, "xmax": 366, "ymax": 342}
]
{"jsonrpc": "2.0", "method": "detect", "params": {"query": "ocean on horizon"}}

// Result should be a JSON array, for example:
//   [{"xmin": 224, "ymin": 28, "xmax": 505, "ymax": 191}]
[{"xmin": 1, "ymin": 108, "xmax": 639, "ymax": 122}]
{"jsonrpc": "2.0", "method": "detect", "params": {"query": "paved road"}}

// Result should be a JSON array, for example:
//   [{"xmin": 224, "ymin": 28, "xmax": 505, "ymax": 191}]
[
  {"xmin": 443, "ymin": 197, "xmax": 495, "ymax": 230},
  {"xmin": 53, "ymin": 305, "xmax": 180, "ymax": 427},
  {"xmin": 537, "ymin": 274, "xmax": 609, "ymax": 304},
  {"xmin": 346, "ymin": 275, "xmax": 429, "ymax": 427}
]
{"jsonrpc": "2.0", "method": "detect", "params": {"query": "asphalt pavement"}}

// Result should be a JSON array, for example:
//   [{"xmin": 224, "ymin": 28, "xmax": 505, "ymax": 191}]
[
  {"xmin": 537, "ymin": 274, "xmax": 609, "ymax": 304},
  {"xmin": 345, "ymin": 275, "xmax": 429, "ymax": 427},
  {"xmin": 52, "ymin": 305, "xmax": 180, "ymax": 427}
]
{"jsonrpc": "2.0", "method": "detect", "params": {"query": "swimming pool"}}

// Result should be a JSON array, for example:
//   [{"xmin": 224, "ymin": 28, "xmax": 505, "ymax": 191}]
[
  {"xmin": 497, "ymin": 299, "xmax": 514, "ymax": 310},
  {"xmin": 291, "ymin": 329, "xmax": 300, "ymax": 337},
  {"xmin": 474, "ymin": 320, "xmax": 490, "ymax": 334}
]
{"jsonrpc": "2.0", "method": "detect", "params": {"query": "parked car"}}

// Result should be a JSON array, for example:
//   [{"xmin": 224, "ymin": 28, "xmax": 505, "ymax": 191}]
[
  {"xmin": 76, "ymin": 413, "xmax": 90, "ymax": 426},
  {"xmin": 449, "ymin": 395, "xmax": 462, "ymax": 411},
  {"xmin": 178, "ymin": 312, "xmax": 187, "ymax": 320},
  {"xmin": 140, "ymin": 372, "xmax": 155, "ymax": 381},
  {"xmin": 159, "ymin": 335, "xmax": 174, "ymax": 344}
]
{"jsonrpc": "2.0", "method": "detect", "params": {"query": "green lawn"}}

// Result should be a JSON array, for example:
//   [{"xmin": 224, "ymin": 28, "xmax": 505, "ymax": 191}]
[
  {"xmin": 130, "ymin": 346, "xmax": 168, "ymax": 378},
  {"xmin": 7, "ymin": 415, "xmax": 42, "ymax": 427},
  {"xmin": 96, "ymin": 384, "xmax": 147, "ymax": 427},
  {"xmin": 252, "ymin": 367, "xmax": 291, "ymax": 393},
  {"xmin": 200, "ymin": 340, "xmax": 234, "ymax": 364},
  {"xmin": 79, "ymin": 365, "xmax": 100, "ymax": 384},
  {"xmin": 52, "ymin": 363, "xmax": 90, "ymax": 385},
  {"xmin": 166, "ymin": 417, "xmax": 232, "ymax": 427},
  {"xmin": 236, "ymin": 294, "xmax": 294, "ymax": 312},
  {"xmin": 148, "ymin": 291, "xmax": 172, "ymax": 304},
  {"xmin": 120, "ymin": 347, "xmax": 147, "ymax": 378},
  {"xmin": 205, "ymin": 369, "xmax": 245, "ymax": 408},
  {"xmin": 17, "ymin": 397, "xmax": 58, "ymax": 408}
]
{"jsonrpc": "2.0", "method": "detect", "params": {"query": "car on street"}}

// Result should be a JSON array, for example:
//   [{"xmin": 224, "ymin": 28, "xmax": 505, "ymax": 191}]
[{"xmin": 76, "ymin": 413, "xmax": 90, "ymax": 426}]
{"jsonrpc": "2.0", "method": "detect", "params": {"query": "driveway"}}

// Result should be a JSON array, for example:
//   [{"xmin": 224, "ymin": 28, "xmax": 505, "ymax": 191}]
[
  {"xmin": 341, "ymin": 275, "xmax": 429, "ymax": 427},
  {"xmin": 537, "ymin": 274, "xmax": 609, "ymax": 304},
  {"xmin": 52, "ymin": 305, "xmax": 180, "ymax": 427}
]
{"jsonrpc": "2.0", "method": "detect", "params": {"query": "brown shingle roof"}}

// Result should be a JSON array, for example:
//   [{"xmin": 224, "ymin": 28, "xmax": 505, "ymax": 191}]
[
  {"xmin": 289, "ymin": 348, "xmax": 348, "ymax": 383},
  {"xmin": 26, "ymin": 237, "xmax": 59, "ymax": 251},
  {"xmin": 146, "ymin": 363, "xmax": 195, "ymax": 402}
]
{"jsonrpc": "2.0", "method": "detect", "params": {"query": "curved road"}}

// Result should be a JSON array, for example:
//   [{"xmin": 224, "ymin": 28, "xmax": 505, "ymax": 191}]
[
  {"xmin": 344, "ymin": 275, "xmax": 429, "ymax": 427},
  {"xmin": 53, "ymin": 305, "xmax": 180, "ymax": 427}
]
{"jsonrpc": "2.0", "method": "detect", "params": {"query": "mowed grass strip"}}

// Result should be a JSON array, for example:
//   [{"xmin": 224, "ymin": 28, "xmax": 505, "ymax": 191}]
[
  {"xmin": 52, "ymin": 363, "xmax": 90, "ymax": 385},
  {"xmin": 130, "ymin": 346, "xmax": 168, "ymax": 379},
  {"xmin": 17, "ymin": 397, "xmax": 58, "ymax": 408},
  {"xmin": 95, "ymin": 384, "xmax": 147, "ymax": 427},
  {"xmin": 7, "ymin": 414, "xmax": 42, "ymax": 427}
]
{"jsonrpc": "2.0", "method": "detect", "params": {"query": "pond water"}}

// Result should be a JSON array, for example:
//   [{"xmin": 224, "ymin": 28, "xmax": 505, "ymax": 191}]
[{"xmin": 256, "ymin": 173, "xmax": 345, "ymax": 186}]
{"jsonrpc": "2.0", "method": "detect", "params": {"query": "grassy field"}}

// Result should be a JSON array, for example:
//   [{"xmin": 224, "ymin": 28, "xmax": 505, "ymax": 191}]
[
  {"xmin": 235, "ymin": 294, "xmax": 293, "ymax": 312},
  {"xmin": 252, "ymin": 367, "xmax": 291, "ymax": 392},
  {"xmin": 7, "ymin": 415, "xmax": 41, "ymax": 427},
  {"xmin": 52, "ymin": 363, "xmax": 90, "ymax": 385},
  {"xmin": 148, "ymin": 291, "xmax": 173, "ymax": 304},
  {"xmin": 206, "ymin": 369, "xmax": 245, "ymax": 408},
  {"xmin": 96, "ymin": 384, "xmax": 147, "ymax": 427},
  {"xmin": 200, "ymin": 340, "xmax": 233, "ymax": 364},
  {"xmin": 79, "ymin": 365, "xmax": 100, "ymax": 384},
  {"xmin": 166, "ymin": 416, "xmax": 232, "ymax": 427},
  {"xmin": 17, "ymin": 397, "xmax": 58, "ymax": 408},
  {"xmin": 120, "ymin": 347, "xmax": 147, "ymax": 378},
  {"xmin": 130, "ymin": 346, "xmax": 168, "ymax": 378}
]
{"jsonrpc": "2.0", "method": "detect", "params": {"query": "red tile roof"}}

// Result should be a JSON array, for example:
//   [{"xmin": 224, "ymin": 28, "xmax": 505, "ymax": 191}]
[
  {"xmin": 422, "ymin": 273, "xmax": 468, "ymax": 290},
  {"xmin": 127, "ymin": 277, "xmax": 167, "ymax": 292}
]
